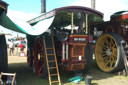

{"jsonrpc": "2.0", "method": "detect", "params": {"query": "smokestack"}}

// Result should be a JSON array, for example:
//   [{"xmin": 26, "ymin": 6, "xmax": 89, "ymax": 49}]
[
  {"xmin": 91, "ymin": 0, "xmax": 95, "ymax": 9},
  {"xmin": 41, "ymin": 0, "xmax": 46, "ymax": 14}
]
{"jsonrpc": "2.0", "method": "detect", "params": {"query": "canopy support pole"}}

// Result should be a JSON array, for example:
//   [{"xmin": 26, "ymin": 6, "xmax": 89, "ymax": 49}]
[
  {"xmin": 85, "ymin": 14, "xmax": 88, "ymax": 34},
  {"xmin": 71, "ymin": 12, "xmax": 74, "ymax": 34}
]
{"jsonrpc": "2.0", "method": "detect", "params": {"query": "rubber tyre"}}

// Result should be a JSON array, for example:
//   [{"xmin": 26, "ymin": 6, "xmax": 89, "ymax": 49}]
[
  {"xmin": 0, "ymin": 35, "xmax": 8, "ymax": 72},
  {"xmin": 84, "ymin": 43, "xmax": 93, "ymax": 72},
  {"xmin": 95, "ymin": 33, "xmax": 124, "ymax": 72}
]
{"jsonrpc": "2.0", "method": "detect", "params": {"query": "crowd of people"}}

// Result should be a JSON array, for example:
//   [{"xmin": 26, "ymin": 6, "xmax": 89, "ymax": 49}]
[{"xmin": 8, "ymin": 39, "xmax": 26, "ymax": 56}]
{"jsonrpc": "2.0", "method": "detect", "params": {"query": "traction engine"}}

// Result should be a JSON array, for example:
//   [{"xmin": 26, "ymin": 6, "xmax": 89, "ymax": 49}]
[{"xmin": 26, "ymin": 7, "xmax": 104, "ymax": 78}]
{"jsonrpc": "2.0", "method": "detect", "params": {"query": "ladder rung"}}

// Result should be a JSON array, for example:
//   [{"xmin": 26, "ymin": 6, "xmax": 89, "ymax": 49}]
[
  {"xmin": 51, "ymin": 81, "xmax": 60, "ymax": 83},
  {"xmin": 49, "ymin": 67, "xmax": 57, "ymax": 69},
  {"xmin": 48, "ymin": 60, "xmax": 55, "ymax": 62},
  {"xmin": 46, "ymin": 48, "xmax": 53, "ymax": 50},
  {"xmin": 50, "ymin": 74, "xmax": 58, "ymax": 76},
  {"xmin": 47, "ymin": 54, "xmax": 55, "ymax": 56}
]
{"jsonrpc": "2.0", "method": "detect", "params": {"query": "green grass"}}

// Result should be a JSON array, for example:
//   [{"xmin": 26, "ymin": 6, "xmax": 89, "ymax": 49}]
[
  {"xmin": 8, "ymin": 59, "xmax": 128, "ymax": 85},
  {"xmin": 8, "ymin": 63, "xmax": 49, "ymax": 85}
]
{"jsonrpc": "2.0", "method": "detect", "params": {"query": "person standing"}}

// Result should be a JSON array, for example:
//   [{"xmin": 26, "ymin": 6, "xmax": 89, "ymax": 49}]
[
  {"xmin": 9, "ymin": 40, "xmax": 15, "ymax": 56},
  {"xmin": 19, "ymin": 42, "xmax": 24, "ymax": 52}
]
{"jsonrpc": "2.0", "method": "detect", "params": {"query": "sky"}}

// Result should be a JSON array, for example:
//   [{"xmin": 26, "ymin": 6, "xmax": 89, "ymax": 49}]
[{"xmin": 1, "ymin": 0, "xmax": 128, "ymax": 37}]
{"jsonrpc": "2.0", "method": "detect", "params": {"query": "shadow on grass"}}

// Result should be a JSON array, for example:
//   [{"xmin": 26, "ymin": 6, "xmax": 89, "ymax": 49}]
[
  {"xmin": 8, "ymin": 59, "xmax": 118, "ymax": 85},
  {"xmin": 8, "ymin": 63, "xmax": 49, "ymax": 85},
  {"xmin": 84, "ymin": 59, "xmax": 116, "ymax": 80},
  {"xmin": 59, "ymin": 59, "xmax": 117, "ymax": 85}
]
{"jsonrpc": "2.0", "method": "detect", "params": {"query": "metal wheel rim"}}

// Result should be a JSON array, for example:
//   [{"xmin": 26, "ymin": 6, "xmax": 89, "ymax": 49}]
[{"xmin": 95, "ymin": 34, "xmax": 118, "ymax": 72}]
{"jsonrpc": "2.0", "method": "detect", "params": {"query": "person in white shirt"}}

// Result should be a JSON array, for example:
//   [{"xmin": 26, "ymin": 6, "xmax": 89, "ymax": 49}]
[{"xmin": 9, "ymin": 40, "xmax": 15, "ymax": 56}]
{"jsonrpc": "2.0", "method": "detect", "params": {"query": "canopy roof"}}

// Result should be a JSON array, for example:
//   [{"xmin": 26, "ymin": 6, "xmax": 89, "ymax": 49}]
[
  {"xmin": 28, "ymin": 6, "xmax": 103, "ymax": 25},
  {"xmin": 111, "ymin": 10, "xmax": 128, "ymax": 21},
  {"xmin": 0, "ymin": 1, "xmax": 103, "ymax": 35}
]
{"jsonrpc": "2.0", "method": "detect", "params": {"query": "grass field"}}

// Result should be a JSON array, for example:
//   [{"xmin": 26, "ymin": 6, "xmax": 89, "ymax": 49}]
[{"xmin": 7, "ymin": 48, "xmax": 128, "ymax": 85}]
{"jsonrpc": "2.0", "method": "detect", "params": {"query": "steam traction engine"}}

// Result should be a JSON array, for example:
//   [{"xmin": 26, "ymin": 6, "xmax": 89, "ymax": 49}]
[
  {"xmin": 26, "ymin": 6, "xmax": 103, "ymax": 80},
  {"xmin": 93, "ymin": 11, "xmax": 128, "ymax": 73}
]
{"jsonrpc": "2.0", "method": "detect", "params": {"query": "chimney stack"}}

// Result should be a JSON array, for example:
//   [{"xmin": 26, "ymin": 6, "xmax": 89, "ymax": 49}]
[
  {"xmin": 91, "ymin": 0, "xmax": 95, "ymax": 9},
  {"xmin": 41, "ymin": 0, "xmax": 46, "ymax": 14}
]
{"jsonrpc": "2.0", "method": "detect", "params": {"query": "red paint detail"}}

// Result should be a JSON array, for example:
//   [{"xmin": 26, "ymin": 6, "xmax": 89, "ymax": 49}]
[
  {"xmin": 121, "ymin": 14, "xmax": 128, "ymax": 19},
  {"xmin": 88, "ymin": 35, "xmax": 93, "ymax": 41}
]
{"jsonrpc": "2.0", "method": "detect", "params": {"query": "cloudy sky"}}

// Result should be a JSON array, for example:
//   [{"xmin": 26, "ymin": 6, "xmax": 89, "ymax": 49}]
[{"xmin": 1, "ymin": 0, "xmax": 128, "ymax": 36}]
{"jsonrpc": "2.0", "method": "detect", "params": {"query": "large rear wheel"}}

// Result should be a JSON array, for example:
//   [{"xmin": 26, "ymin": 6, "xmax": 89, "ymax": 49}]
[
  {"xmin": 33, "ymin": 37, "xmax": 47, "ymax": 78},
  {"xmin": 95, "ymin": 33, "xmax": 124, "ymax": 72},
  {"xmin": 33, "ymin": 35, "xmax": 55, "ymax": 78}
]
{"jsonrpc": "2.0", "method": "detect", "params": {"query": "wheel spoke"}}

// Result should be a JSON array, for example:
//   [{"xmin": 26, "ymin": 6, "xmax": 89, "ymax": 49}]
[
  {"xmin": 110, "ymin": 60, "xmax": 113, "ymax": 68},
  {"xmin": 100, "ymin": 43, "xmax": 106, "ymax": 48},
  {"xmin": 104, "ymin": 59, "xmax": 111, "ymax": 67},
  {"xmin": 109, "ymin": 56, "xmax": 115, "ymax": 67},
  {"xmin": 102, "ymin": 57, "xmax": 109, "ymax": 60},
  {"xmin": 102, "ymin": 47, "xmax": 107, "ymax": 50},
  {"xmin": 111, "ymin": 43, "xmax": 116, "ymax": 49},
  {"xmin": 102, "ymin": 51, "xmax": 106, "ymax": 54},
  {"xmin": 102, "ymin": 53, "xmax": 107, "ymax": 57},
  {"xmin": 105, "ymin": 38, "xmax": 110, "ymax": 46},
  {"xmin": 39, "ymin": 64, "xmax": 44, "ymax": 72}
]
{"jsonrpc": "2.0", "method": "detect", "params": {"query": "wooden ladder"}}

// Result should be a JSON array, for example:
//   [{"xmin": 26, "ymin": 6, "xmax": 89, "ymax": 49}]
[
  {"xmin": 121, "ymin": 40, "xmax": 128, "ymax": 76},
  {"xmin": 43, "ymin": 35, "xmax": 61, "ymax": 85}
]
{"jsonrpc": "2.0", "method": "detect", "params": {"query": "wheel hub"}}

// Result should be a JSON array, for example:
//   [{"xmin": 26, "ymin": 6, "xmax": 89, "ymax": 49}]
[{"xmin": 106, "ymin": 48, "xmax": 112, "ymax": 56}]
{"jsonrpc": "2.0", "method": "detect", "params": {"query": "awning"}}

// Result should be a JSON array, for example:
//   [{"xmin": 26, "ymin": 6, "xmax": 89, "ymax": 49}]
[{"xmin": 0, "ymin": 12, "xmax": 55, "ymax": 35}]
